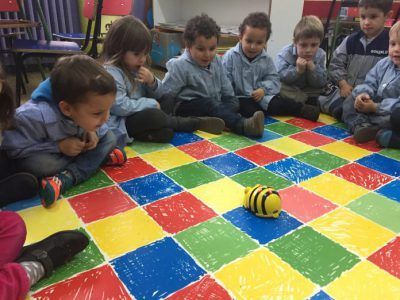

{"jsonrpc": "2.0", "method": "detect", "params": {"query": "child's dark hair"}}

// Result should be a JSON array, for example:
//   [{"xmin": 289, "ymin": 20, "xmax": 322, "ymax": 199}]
[
  {"xmin": 239, "ymin": 12, "xmax": 272, "ymax": 41},
  {"xmin": 0, "ymin": 64, "xmax": 15, "ymax": 130},
  {"xmin": 183, "ymin": 14, "xmax": 220, "ymax": 47},
  {"xmin": 293, "ymin": 15, "xmax": 324, "ymax": 43},
  {"xmin": 102, "ymin": 15, "xmax": 152, "ymax": 90},
  {"xmin": 359, "ymin": 0, "xmax": 393, "ymax": 14},
  {"xmin": 51, "ymin": 55, "xmax": 116, "ymax": 105}
]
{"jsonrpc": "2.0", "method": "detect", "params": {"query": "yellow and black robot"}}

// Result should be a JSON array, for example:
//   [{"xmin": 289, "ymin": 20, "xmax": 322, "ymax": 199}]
[{"xmin": 243, "ymin": 184, "xmax": 281, "ymax": 218}]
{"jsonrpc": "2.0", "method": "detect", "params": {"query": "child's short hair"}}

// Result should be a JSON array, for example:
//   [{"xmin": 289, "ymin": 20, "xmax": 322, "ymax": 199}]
[
  {"xmin": 390, "ymin": 20, "xmax": 400, "ymax": 37},
  {"xmin": 239, "ymin": 12, "xmax": 272, "ymax": 41},
  {"xmin": 51, "ymin": 55, "xmax": 116, "ymax": 105},
  {"xmin": 183, "ymin": 14, "xmax": 220, "ymax": 47},
  {"xmin": 359, "ymin": 0, "xmax": 393, "ymax": 15},
  {"xmin": 293, "ymin": 15, "xmax": 324, "ymax": 43},
  {"xmin": 0, "ymin": 64, "xmax": 15, "ymax": 130}
]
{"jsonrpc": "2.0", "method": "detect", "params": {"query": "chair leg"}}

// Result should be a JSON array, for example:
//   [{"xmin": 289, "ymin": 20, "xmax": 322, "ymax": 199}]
[{"xmin": 21, "ymin": 63, "xmax": 29, "ymax": 84}]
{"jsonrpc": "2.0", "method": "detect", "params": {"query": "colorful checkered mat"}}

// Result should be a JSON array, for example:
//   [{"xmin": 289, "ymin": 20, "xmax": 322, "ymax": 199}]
[{"xmin": 4, "ymin": 114, "xmax": 400, "ymax": 299}]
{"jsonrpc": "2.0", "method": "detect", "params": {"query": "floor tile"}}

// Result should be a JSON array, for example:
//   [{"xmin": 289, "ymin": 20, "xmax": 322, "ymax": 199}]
[
  {"xmin": 63, "ymin": 171, "xmax": 114, "ymax": 198},
  {"xmin": 224, "ymin": 207, "xmax": 302, "ymax": 244},
  {"xmin": 209, "ymin": 133, "xmax": 256, "ymax": 151},
  {"xmin": 2, "ymin": 195, "xmax": 41, "ymax": 212},
  {"xmin": 267, "ymin": 226, "xmax": 360, "ymax": 286},
  {"xmin": 103, "ymin": 157, "xmax": 156, "ymax": 183},
  {"xmin": 318, "ymin": 114, "xmax": 337, "ymax": 124},
  {"xmin": 235, "ymin": 144, "xmax": 287, "ymax": 166},
  {"xmin": 265, "ymin": 157, "xmax": 323, "ymax": 183},
  {"xmin": 123, "ymin": 146, "xmax": 137, "ymax": 158},
  {"xmin": 111, "ymin": 237, "xmax": 205, "ymax": 299},
  {"xmin": 280, "ymin": 186, "xmax": 337, "ymax": 223},
  {"xmin": 368, "ymin": 236, "xmax": 400, "ymax": 279},
  {"xmin": 294, "ymin": 149, "xmax": 348, "ymax": 171},
  {"xmin": 203, "ymin": 152, "xmax": 256, "ymax": 176},
  {"xmin": 141, "ymin": 147, "xmax": 196, "ymax": 171},
  {"xmin": 120, "ymin": 172, "xmax": 183, "ymax": 205},
  {"xmin": 375, "ymin": 180, "xmax": 400, "ymax": 202},
  {"xmin": 251, "ymin": 129, "xmax": 282, "ymax": 142},
  {"xmin": 309, "ymin": 207, "xmax": 396, "ymax": 257},
  {"xmin": 264, "ymin": 116, "xmax": 279, "ymax": 125},
  {"xmin": 285, "ymin": 118, "xmax": 326, "ymax": 130},
  {"xmin": 69, "ymin": 186, "xmax": 137, "ymax": 224},
  {"xmin": 331, "ymin": 163, "xmax": 393, "ymax": 190},
  {"xmin": 177, "ymin": 139, "xmax": 227, "ymax": 160},
  {"xmin": 175, "ymin": 217, "xmax": 259, "ymax": 272},
  {"xmin": 87, "ymin": 208, "xmax": 165, "ymax": 259},
  {"xmin": 231, "ymin": 167, "xmax": 293, "ymax": 190},
  {"xmin": 144, "ymin": 192, "xmax": 217, "ymax": 234},
  {"xmin": 300, "ymin": 173, "xmax": 369, "ymax": 205},
  {"xmin": 320, "ymin": 141, "xmax": 371, "ymax": 161},
  {"xmin": 189, "ymin": 178, "xmax": 244, "ymax": 214},
  {"xmin": 265, "ymin": 122, "xmax": 304, "ymax": 135},
  {"xmin": 170, "ymin": 132, "xmax": 203, "ymax": 146},
  {"xmin": 379, "ymin": 148, "xmax": 400, "ymax": 161},
  {"xmin": 325, "ymin": 261, "xmax": 400, "ymax": 299},
  {"xmin": 290, "ymin": 131, "xmax": 336, "ymax": 147},
  {"xmin": 343, "ymin": 136, "xmax": 382, "ymax": 152},
  {"xmin": 309, "ymin": 290, "xmax": 333, "ymax": 300},
  {"xmin": 19, "ymin": 200, "xmax": 81, "ymax": 244},
  {"xmin": 347, "ymin": 193, "xmax": 400, "ymax": 233},
  {"xmin": 271, "ymin": 115, "xmax": 295, "ymax": 122},
  {"xmin": 166, "ymin": 275, "xmax": 231, "ymax": 300},
  {"xmin": 32, "ymin": 265, "xmax": 131, "ymax": 300},
  {"xmin": 128, "ymin": 140, "xmax": 172, "ymax": 154},
  {"xmin": 263, "ymin": 137, "xmax": 314, "ymax": 156},
  {"xmin": 313, "ymin": 125, "xmax": 351, "ymax": 140},
  {"xmin": 357, "ymin": 153, "xmax": 400, "ymax": 177},
  {"xmin": 165, "ymin": 162, "xmax": 223, "ymax": 189}
]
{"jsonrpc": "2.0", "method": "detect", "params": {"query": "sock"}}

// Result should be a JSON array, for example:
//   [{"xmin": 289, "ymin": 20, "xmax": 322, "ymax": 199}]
[
  {"xmin": 40, "ymin": 170, "xmax": 74, "ymax": 208},
  {"xmin": 105, "ymin": 147, "xmax": 127, "ymax": 166},
  {"xmin": 20, "ymin": 261, "xmax": 45, "ymax": 286}
]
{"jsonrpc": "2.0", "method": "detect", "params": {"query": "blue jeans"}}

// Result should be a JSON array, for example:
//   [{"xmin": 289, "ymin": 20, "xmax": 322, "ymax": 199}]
[{"xmin": 16, "ymin": 131, "xmax": 116, "ymax": 184}]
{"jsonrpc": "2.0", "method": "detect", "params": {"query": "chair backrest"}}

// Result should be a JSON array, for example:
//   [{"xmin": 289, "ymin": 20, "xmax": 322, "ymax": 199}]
[
  {"xmin": 0, "ymin": 0, "xmax": 19, "ymax": 12},
  {"xmin": 102, "ymin": 0, "xmax": 132, "ymax": 16}
]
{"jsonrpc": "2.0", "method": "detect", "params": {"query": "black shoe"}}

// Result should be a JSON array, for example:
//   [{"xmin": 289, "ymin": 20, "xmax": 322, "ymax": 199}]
[
  {"xmin": 300, "ymin": 104, "xmax": 320, "ymax": 122},
  {"xmin": 353, "ymin": 123, "xmax": 380, "ymax": 143},
  {"xmin": 196, "ymin": 117, "xmax": 225, "ymax": 134},
  {"xmin": 0, "ymin": 172, "xmax": 38, "ymax": 206},
  {"xmin": 146, "ymin": 128, "xmax": 174, "ymax": 143},
  {"xmin": 16, "ymin": 230, "xmax": 89, "ymax": 277}
]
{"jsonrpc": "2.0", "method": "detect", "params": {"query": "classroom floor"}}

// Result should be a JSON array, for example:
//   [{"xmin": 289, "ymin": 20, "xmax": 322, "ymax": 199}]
[{"xmin": 3, "ymin": 113, "xmax": 400, "ymax": 299}]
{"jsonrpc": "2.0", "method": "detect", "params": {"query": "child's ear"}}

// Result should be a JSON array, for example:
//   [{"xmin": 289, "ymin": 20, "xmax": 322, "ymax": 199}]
[{"xmin": 58, "ymin": 100, "xmax": 73, "ymax": 116}]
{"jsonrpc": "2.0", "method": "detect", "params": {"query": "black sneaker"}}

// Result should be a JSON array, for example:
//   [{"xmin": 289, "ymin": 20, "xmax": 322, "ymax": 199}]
[
  {"xmin": 0, "ymin": 172, "xmax": 38, "ymax": 206},
  {"xmin": 300, "ymin": 104, "xmax": 320, "ymax": 122},
  {"xmin": 353, "ymin": 123, "xmax": 380, "ymax": 143},
  {"xmin": 16, "ymin": 230, "xmax": 89, "ymax": 277}
]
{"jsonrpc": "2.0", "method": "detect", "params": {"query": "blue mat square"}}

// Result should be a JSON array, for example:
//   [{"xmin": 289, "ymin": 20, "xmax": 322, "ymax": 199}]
[
  {"xmin": 251, "ymin": 129, "xmax": 282, "ymax": 143},
  {"xmin": 310, "ymin": 290, "xmax": 333, "ymax": 300},
  {"xmin": 1, "ymin": 195, "xmax": 41, "ymax": 211},
  {"xmin": 376, "ymin": 180, "xmax": 400, "ymax": 202},
  {"xmin": 264, "ymin": 117, "xmax": 279, "ymax": 125},
  {"xmin": 265, "ymin": 157, "xmax": 323, "ymax": 183},
  {"xmin": 120, "ymin": 172, "xmax": 183, "ymax": 205},
  {"xmin": 111, "ymin": 237, "xmax": 205, "ymax": 299},
  {"xmin": 313, "ymin": 125, "xmax": 350, "ymax": 140},
  {"xmin": 170, "ymin": 132, "xmax": 203, "ymax": 147},
  {"xmin": 224, "ymin": 207, "xmax": 302, "ymax": 244},
  {"xmin": 203, "ymin": 152, "xmax": 256, "ymax": 176},
  {"xmin": 357, "ymin": 154, "xmax": 400, "ymax": 177}
]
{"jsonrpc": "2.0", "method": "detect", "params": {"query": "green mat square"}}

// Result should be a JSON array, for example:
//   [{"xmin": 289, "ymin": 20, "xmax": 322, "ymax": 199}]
[
  {"xmin": 165, "ymin": 162, "xmax": 223, "ymax": 189},
  {"xmin": 210, "ymin": 134, "xmax": 256, "ymax": 151},
  {"xmin": 267, "ymin": 226, "xmax": 360, "ymax": 286},
  {"xmin": 129, "ymin": 141, "xmax": 172, "ymax": 154},
  {"xmin": 347, "ymin": 193, "xmax": 400, "ymax": 233},
  {"xmin": 175, "ymin": 217, "xmax": 259, "ymax": 272},
  {"xmin": 265, "ymin": 122, "xmax": 303, "ymax": 136},
  {"xmin": 294, "ymin": 149, "xmax": 348, "ymax": 171},
  {"xmin": 63, "ymin": 171, "xmax": 113, "ymax": 198},
  {"xmin": 332, "ymin": 122, "xmax": 347, "ymax": 130},
  {"xmin": 231, "ymin": 167, "xmax": 293, "ymax": 190},
  {"xmin": 379, "ymin": 148, "xmax": 400, "ymax": 161}
]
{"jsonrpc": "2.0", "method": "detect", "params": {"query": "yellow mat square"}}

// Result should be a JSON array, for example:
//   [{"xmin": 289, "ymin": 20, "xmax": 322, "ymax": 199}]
[
  {"xmin": 123, "ymin": 146, "xmax": 137, "ymax": 158},
  {"xmin": 310, "ymin": 208, "xmax": 396, "ymax": 257},
  {"xmin": 140, "ymin": 148, "xmax": 196, "ymax": 171},
  {"xmin": 87, "ymin": 208, "xmax": 165, "ymax": 259},
  {"xmin": 263, "ymin": 137, "xmax": 313, "ymax": 156},
  {"xmin": 320, "ymin": 141, "xmax": 371, "ymax": 161},
  {"xmin": 318, "ymin": 114, "xmax": 337, "ymax": 124},
  {"xmin": 195, "ymin": 130, "xmax": 227, "ymax": 139},
  {"xmin": 189, "ymin": 178, "xmax": 243, "ymax": 214},
  {"xmin": 325, "ymin": 261, "xmax": 400, "ymax": 299},
  {"xmin": 19, "ymin": 200, "xmax": 81, "ymax": 245},
  {"xmin": 215, "ymin": 248, "xmax": 316, "ymax": 299},
  {"xmin": 271, "ymin": 115, "xmax": 293, "ymax": 122},
  {"xmin": 300, "ymin": 173, "xmax": 369, "ymax": 205}
]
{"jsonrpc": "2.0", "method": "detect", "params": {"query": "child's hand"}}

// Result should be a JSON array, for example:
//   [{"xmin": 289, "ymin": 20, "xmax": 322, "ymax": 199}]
[
  {"xmin": 58, "ymin": 137, "xmax": 85, "ymax": 156},
  {"xmin": 338, "ymin": 80, "xmax": 353, "ymax": 98},
  {"xmin": 82, "ymin": 131, "xmax": 99, "ymax": 152},
  {"xmin": 355, "ymin": 93, "xmax": 377, "ymax": 113},
  {"xmin": 306, "ymin": 60, "xmax": 316, "ymax": 71},
  {"xmin": 296, "ymin": 57, "xmax": 307, "ymax": 74},
  {"xmin": 137, "ymin": 66, "xmax": 155, "ymax": 86},
  {"xmin": 251, "ymin": 88, "xmax": 265, "ymax": 102}
]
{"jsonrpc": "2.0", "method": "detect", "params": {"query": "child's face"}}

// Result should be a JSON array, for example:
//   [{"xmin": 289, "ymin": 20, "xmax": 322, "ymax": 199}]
[
  {"xmin": 359, "ymin": 7, "xmax": 389, "ymax": 39},
  {"xmin": 60, "ymin": 92, "xmax": 115, "ymax": 132},
  {"xmin": 240, "ymin": 26, "xmax": 268, "ymax": 58},
  {"xmin": 123, "ymin": 50, "xmax": 147, "ymax": 71},
  {"xmin": 389, "ymin": 31, "xmax": 400, "ymax": 67},
  {"xmin": 294, "ymin": 37, "xmax": 320, "ymax": 61},
  {"xmin": 188, "ymin": 35, "xmax": 218, "ymax": 67}
]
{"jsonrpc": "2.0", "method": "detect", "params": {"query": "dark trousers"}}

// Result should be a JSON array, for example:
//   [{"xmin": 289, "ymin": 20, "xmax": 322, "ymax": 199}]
[
  {"xmin": 0, "ymin": 151, "xmax": 14, "ymax": 181},
  {"xmin": 175, "ymin": 98, "xmax": 244, "ymax": 134},
  {"xmin": 239, "ymin": 95, "xmax": 303, "ymax": 118}
]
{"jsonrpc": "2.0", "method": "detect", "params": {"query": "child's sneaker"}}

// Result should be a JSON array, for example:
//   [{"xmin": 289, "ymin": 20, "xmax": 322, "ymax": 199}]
[
  {"xmin": 40, "ymin": 171, "xmax": 74, "ymax": 208},
  {"xmin": 243, "ymin": 111, "xmax": 264, "ymax": 137},
  {"xmin": 300, "ymin": 104, "xmax": 320, "ymax": 121},
  {"xmin": 105, "ymin": 147, "xmax": 127, "ymax": 166},
  {"xmin": 195, "ymin": 117, "xmax": 225, "ymax": 134},
  {"xmin": 353, "ymin": 123, "xmax": 380, "ymax": 143}
]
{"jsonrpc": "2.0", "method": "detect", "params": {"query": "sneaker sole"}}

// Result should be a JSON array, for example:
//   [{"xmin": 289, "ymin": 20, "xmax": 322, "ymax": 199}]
[{"xmin": 354, "ymin": 126, "xmax": 380, "ymax": 143}]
